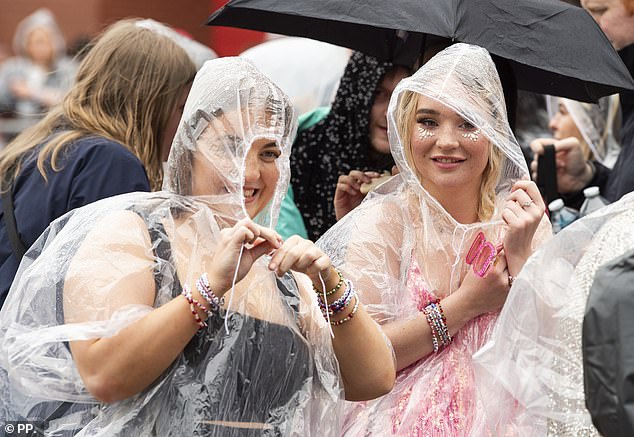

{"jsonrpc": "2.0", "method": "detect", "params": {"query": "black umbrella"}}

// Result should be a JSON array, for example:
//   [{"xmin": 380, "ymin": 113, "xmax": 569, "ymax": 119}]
[{"xmin": 207, "ymin": 0, "xmax": 634, "ymax": 102}]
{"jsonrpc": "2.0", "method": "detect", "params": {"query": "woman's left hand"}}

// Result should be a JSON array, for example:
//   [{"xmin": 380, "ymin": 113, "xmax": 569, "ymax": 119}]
[
  {"xmin": 268, "ymin": 235, "xmax": 334, "ymax": 284},
  {"xmin": 501, "ymin": 180, "xmax": 546, "ymax": 276}
]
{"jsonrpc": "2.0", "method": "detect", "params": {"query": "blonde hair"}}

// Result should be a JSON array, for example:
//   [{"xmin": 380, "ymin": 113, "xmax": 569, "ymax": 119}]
[
  {"xmin": 0, "ymin": 20, "xmax": 196, "ymax": 191},
  {"xmin": 397, "ymin": 90, "xmax": 503, "ymax": 221}
]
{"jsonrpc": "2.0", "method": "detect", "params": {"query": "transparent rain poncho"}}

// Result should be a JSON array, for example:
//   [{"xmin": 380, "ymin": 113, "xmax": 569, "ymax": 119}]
[
  {"xmin": 546, "ymin": 95, "xmax": 621, "ymax": 167},
  {"xmin": 0, "ymin": 57, "xmax": 342, "ymax": 436},
  {"xmin": 471, "ymin": 192, "xmax": 634, "ymax": 436},
  {"xmin": 318, "ymin": 43, "xmax": 552, "ymax": 436}
]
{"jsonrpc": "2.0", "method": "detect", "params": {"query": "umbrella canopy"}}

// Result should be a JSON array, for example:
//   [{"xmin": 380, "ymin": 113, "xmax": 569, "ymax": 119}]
[{"xmin": 208, "ymin": 0, "xmax": 634, "ymax": 102}]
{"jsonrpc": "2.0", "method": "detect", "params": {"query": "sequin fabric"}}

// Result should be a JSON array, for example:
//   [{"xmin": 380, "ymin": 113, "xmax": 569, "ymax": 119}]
[
  {"xmin": 472, "ymin": 200, "xmax": 634, "ymax": 436},
  {"xmin": 343, "ymin": 259, "xmax": 499, "ymax": 436},
  {"xmin": 290, "ymin": 52, "xmax": 395, "ymax": 241},
  {"xmin": 546, "ymin": 208, "xmax": 634, "ymax": 436}
]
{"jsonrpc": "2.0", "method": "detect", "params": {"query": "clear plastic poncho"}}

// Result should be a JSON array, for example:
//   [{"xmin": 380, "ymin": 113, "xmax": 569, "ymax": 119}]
[
  {"xmin": 471, "ymin": 192, "xmax": 634, "ymax": 436},
  {"xmin": 0, "ymin": 57, "xmax": 342, "ymax": 436},
  {"xmin": 546, "ymin": 95, "xmax": 621, "ymax": 167},
  {"xmin": 318, "ymin": 43, "xmax": 552, "ymax": 436}
]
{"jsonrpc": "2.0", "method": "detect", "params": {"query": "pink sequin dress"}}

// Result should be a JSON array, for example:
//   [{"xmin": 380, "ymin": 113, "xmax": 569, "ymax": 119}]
[{"xmin": 342, "ymin": 259, "xmax": 498, "ymax": 437}]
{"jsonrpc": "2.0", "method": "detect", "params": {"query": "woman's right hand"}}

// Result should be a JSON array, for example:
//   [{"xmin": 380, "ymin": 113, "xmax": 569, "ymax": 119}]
[
  {"xmin": 529, "ymin": 137, "xmax": 593, "ymax": 193},
  {"xmin": 458, "ymin": 250, "xmax": 512, "ymax": 317},
  {"xmin": 334, "ymin": 170, "xmax": 381, "ymax": 220},
  {"xmin": 206, "ymin": 218, "xmax": 283, "ymax": 294},
  {"xmin": 267, "ymin": 235, "xmax": 334, "ymax": 285}
]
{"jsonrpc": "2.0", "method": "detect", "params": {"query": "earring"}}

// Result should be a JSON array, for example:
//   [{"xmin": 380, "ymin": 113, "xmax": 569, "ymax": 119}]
[
  {"xmin": 417, "ymin": 126, "xmax": 434, "ymax": 140},
  {"xmin": 462, "ymin": 129, "xmax": 480, "ymax": 142}
]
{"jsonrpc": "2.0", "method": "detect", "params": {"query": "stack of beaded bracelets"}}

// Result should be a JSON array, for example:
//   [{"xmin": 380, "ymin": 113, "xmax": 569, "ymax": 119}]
[
  {"xmin": 422, "ymin": 299, "xmax": 452, "ymax": 353},
  {"xmin": 314, "ymin": 271, "xmax": 359, "ymax": 326},
  {"xmin": 181, "ymin": 272, "xmax": 225, "ymax": 329}
]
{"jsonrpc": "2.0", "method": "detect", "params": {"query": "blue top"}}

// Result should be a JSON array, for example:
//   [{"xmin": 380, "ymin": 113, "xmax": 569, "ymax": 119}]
[
  {"xmin": 275, "ymin": 107, "xmax": 330, "ymax": 240},
  {"xmin": 0, "ymin": 135, "xmax": 150, "ymax": 307}
]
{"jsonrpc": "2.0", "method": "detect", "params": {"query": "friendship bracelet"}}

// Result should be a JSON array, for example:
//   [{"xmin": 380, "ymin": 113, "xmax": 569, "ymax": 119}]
[
  {"xmin": 313, "ymin": 269, "xmax": 344, "ymax": 296},
  {"xmin": 317, "ymin": 279, "xmax": 354, "ymax": 316},
  {"xmin": 422, "ymin": 299, "xmax": 452, "ymax": 353},
  {"xmin": 422, "ymin": 306, "xmax": 440, "ymax": 352},
  {"xmin": 428, "ymin": 302, "xmax": 452, "ymax": 346},
  {"xmin": 195, "ymin": 273, "xmax": 225, "ymax": 312},
  {"xmin": 181, "ymin": 284, "xmax": 208, "ymax": 329},
  {"xmin": 330, "ymin": 294, "xmax": 360, "ymax": 326},
  {"xmin": 430, "ymin": 304, "xmax": 452, "ymax": 348}
]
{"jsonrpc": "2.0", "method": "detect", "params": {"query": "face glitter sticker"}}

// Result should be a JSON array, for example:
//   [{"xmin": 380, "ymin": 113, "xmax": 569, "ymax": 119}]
[
  {"xmin": 417, "ymin": 126, "xmax": 435, "ymax": 140},
  {"xmin": 462, "ymin": 129, "xmax": 480, "ymax": 142}
]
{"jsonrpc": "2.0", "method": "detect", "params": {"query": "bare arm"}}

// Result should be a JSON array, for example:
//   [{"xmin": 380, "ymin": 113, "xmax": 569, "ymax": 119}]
[
  {"xmin": 67, "ymin": 214, "xmax": 281, "ymax": 403},
  {"xmin": 270, "ymin": 236, "xmax": 396, "ymax": 401},
  {"xmin": 321, "ymin": 270, "xmax": 395, "ymax": 401},
  {"xmin": 382, "ymin": 256, "xmax": 511, "ymax": 371},
  {"xmin": 383, "ymin": 181, "xmax": 547, "ymax": 371}
]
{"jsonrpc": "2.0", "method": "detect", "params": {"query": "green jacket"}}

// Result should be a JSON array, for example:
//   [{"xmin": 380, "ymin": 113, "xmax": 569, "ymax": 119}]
[{"xmin": 275, "ymin": 107, "xmax": 329, "ymax": 240}]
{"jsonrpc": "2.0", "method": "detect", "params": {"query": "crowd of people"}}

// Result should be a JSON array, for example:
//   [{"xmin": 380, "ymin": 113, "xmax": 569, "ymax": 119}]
[{"xmin": 0, "ymin": 0, "xmax": 632, "ymax": 435}]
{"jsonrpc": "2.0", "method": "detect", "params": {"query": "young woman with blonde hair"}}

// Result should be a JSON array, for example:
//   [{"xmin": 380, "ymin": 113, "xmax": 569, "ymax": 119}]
[
  {"xmin": 323, "ymin": 43, "xmax": 552, "ymax": 435},
  {"xmin": 0, "ymin": 19, "xmax": 196, "ymax": 307}
]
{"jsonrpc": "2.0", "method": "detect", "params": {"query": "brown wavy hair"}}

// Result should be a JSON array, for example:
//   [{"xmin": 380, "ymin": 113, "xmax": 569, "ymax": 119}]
[{"xmin": 0, "ymin": 19, "xmax": 196, "ymax": 191}]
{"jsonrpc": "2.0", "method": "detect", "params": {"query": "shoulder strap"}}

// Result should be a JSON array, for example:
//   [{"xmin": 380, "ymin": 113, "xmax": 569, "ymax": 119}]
[
  {"xmin": 127, "ymin": 206, "xmax": 182, "ymax": 299},
  {"xmin": 1, "ymin": 184, "xmax": 28, "ymax": 261}
]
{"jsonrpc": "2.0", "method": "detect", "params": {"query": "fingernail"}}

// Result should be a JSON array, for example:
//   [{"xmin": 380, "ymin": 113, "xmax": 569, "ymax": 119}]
[{"xmin": 269, "ymin": 262, "xmax": 276, "ymax": 271}]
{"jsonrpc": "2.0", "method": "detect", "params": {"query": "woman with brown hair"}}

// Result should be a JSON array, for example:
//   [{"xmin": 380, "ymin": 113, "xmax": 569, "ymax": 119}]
[
  {"xmin": 0, "ymin": 19, "xmax": 196, "ymax": 307},
  {"xmin": 0, "ymin": 57, "xmax": 394, "ymax": 435}
]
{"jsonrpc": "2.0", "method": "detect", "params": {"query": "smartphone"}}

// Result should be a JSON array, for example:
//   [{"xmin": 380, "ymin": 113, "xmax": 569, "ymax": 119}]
[{"xmin": 536, "ymin": 144, "xmax": 557, "ymax": 205}]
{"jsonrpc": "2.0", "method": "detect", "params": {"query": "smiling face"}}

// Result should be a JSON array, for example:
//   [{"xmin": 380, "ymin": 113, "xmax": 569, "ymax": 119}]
[
  {"xmin": 190, "ymin": 121, "xmax": 282, "ymax": 219},
  {"xmin": 242, "ymin": 138, "xmax": 282, "ymax": 218},
  {"xmin": 407, "ymin": 94, "xmax": 491, "ymax": 203},
  {"xmin": 369, "ymin": 66, "xmax": 410, "ymax": 154}
]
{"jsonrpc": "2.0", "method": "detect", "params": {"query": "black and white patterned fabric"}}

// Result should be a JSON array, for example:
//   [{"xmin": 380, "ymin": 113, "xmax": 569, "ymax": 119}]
[{"xmin": 290, "ymin": 52, "xmax": 394, "ymax": 241}]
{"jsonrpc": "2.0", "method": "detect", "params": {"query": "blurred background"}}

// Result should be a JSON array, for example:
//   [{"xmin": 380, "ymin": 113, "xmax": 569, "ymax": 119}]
[{"xmin": 0, "ymin": 0, "xmax": 266, "ymax": 60}]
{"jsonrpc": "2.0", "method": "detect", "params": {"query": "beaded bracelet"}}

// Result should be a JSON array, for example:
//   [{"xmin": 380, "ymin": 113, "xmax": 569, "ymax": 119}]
[
  {"xmin": 423, "ymin": 309, "xmax": 440, "ymax": 352},
  {"xmin": 330, "ymin": 295, "xmax": 360, "ymax": 326},
  {"xmin": 195, "ymin": 272, "xmax": 225, "ymax": 312},
  {"xmin": 181, "ymin": 284, "xmax": 209, "ymax": 329},
  {"xmin": 422, "ymin": 299, "xmax": 452, "ymax": 353},
  {"xmin": 313, "ymin": 269, "xmax": 344, "ymax": 297},
  {"xmin": 429, "ymin": 307, "xmax": 451, "ymax": 347},
  {"xmin": 317, "ymin": 279, "xmax": 354, "ymax": 316}
]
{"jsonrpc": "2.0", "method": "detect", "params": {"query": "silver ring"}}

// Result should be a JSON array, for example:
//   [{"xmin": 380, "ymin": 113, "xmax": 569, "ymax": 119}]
[
  {"xmin": 508, "ymin": 275, "xmax": 516, "ymax": 287},
  {"xmin": 521, "ymin": 200, "xmax": 533, "ymax": 208}
]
